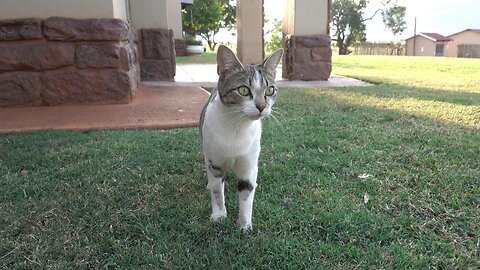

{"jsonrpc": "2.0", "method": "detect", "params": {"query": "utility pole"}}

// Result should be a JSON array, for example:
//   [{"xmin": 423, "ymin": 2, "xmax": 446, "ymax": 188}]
[{"xmin": 413, "ymin": 17, "xmax": 417, "ymax": 56}]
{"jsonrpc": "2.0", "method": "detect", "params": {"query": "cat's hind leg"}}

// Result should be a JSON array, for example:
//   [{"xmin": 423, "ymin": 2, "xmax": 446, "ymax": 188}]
[{"xmin": 205, "ymin": 159, "xmax": 227, "ymax": 222}]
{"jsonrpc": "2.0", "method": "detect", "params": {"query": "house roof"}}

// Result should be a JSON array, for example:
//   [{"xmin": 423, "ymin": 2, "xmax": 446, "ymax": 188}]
[
  {"xmin": 405, "ymin": 32, "xmax": 452, "ymax": 42},
  {"xmin": 448, "ymin": 29, "xmax": 480, "ymax": 37},
  {"xmin": 419, "ymin": 32, "xmax": 452, "ymax": 42}
]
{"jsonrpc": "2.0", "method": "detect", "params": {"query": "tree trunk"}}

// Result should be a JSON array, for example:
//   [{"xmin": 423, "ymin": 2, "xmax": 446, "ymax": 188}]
[
  {"xmin": 207, "ymin": 41, "xmax": 217, "ymax": 51},
  {"xmin": 337, "ymin": 37, "xmax": 348, "ymax": 55}
]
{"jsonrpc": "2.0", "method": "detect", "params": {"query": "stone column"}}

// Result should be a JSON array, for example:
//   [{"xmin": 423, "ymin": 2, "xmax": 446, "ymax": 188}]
[
  {"xmin": 236, "ymin": 0, "xmax": 264, "ymax": 65},
  {"xmin": 0, "ymin": 17, "xmax": 139, "ymax": 107},
  {"xmin": 129, "ymin": 0, "xmax": 176, "ymax": 81},
  {"xmin": 168, "ymin": 0, "xmax": 188, "ymax": 56},
  {"xmin": 0, "ymin": 0, "xmax": 139, "ymax": 107},
  {"xmin": 283, "ymin": 0, "xmax": 332, "ymax": 80}
]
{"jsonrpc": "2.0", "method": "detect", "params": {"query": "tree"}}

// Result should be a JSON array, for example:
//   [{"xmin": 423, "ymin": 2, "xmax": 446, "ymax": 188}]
[
  {"xmin": 332, "ymin": 0, "xmax": 367, "ymax": 55},
  {"xmin": 382, "ymin": 4, "xmax": 407, "ymax": 36},
  {"xmin": 183, "ymin": 0, "xmax": 224, "ymax": 51},
  {"xmin": 182, "ymin": 0, "xmax": 236, "ymax": 51},
  {"xmin": 220, "ymin": 0, "xmax": 236, "ymax": 31},
  {"xmin": 265, "ymin": 18, "xmax": 283, "ymax": 53},
  {"xmin": 331, "ymin": 0, "xmax": 406, "ymax": 55}
]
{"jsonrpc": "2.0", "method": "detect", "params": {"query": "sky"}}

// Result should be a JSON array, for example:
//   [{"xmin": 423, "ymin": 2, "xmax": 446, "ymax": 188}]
[{"xmin": 263, "ymin": 0, "xmax": 480, "ymax": 41}]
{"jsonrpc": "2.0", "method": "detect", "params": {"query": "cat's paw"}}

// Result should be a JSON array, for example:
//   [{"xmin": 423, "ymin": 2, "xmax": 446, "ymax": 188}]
[
  {"xmin": 210, "ymin": 211, "xmax": 227, "ymax": 222},
  {"xmin": 236, "ymin": 218, "xmax": 252, "ymax": 231}
]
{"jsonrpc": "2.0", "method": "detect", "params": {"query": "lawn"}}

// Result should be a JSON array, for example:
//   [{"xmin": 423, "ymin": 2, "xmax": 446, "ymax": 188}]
[
  {"xmin": 176, "ymin": 51, "xmax": 217, "ymax": 64},
  {"xmin": 1, "ymin": 55, "xmax": 479, "ymax": 269}
]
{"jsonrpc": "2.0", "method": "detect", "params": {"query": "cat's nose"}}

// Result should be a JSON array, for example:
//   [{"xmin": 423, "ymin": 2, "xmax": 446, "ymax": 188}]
[{"xmin": 256, "ymin": 104, "xmax": 266, "ymax": 113}]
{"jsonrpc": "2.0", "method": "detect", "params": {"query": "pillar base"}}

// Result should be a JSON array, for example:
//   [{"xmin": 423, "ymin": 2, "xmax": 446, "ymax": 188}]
[
  {"xmin": 138, "ymin": 28, "xmax": 176, "ymax": 81},
  {"xmin": 283, "ymin": 34, "xmax": 332, "ymax": 81},
  {"xmin": 0, "ymin": 17, "xmax": 139, "ymax": 107}
]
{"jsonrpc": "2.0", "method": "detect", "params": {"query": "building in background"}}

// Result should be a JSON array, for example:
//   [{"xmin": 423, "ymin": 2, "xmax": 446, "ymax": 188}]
[
  {"xmin": 405, "ymin": 32, "xmax": 452, "ymax": 57},
  {"xmin": 446, "ymin": 29, "xmax": 480, "ymax": 58}
]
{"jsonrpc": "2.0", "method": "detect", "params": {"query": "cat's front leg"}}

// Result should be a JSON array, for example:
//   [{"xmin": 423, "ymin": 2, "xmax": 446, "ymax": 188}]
[
  {"xmin": 205, "ymin": 159, "xmax": 227, "ymax": 222},
  {"xmin": 233, "ymin": 155, "xmax": 259, "ymax": 230}
]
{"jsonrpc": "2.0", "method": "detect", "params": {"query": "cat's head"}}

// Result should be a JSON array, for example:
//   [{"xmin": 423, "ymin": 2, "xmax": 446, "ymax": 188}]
[{"xmin": 216, "ymin": 45, "xmax": 283, "ymax": 120}]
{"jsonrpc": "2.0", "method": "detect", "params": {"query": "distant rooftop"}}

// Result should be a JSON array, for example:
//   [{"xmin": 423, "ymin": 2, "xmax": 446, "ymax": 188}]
[
  {"xmin": 406, "ymin": 32, "xmax": 452, "ymax": 42},
  {"xmin": 419, "ymin": 33, "xmax": 452, "ymax": 42},
  {"xmin": 448, "ymin": 29, "xmax": 480, "ymax": 37}
]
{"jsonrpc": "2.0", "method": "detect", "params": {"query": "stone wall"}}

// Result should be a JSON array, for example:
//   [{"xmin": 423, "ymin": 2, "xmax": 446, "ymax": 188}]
[
  {"xmin": 0, "ymin": 17, "xmax": 139, "ymax": 107},
  {"xmin": 283, "ymin": 34, "xmax": 332, "ymax": 81},
  {"xmin": 138, "ymin": 28, "xmax": 176, "ymax": 81}
]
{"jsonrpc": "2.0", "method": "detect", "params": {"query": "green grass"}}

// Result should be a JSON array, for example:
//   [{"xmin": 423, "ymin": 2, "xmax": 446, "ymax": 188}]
[
  {"xmin": 1, "ymin": 56, "xmax": 479, "ymax": 269},
  {"xmin": 176, "ymin": 51, "xmax": 217, "ymax": 65}
]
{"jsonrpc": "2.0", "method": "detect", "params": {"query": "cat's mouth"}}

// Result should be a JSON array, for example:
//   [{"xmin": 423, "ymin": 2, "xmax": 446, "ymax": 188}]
[
  {"xmin": 249, "ymin": 115, "xmax": 263, "ymax": 120},
  {"xmin": 246, "ymin": 111, "xmax": 269, "ymax": 121}
]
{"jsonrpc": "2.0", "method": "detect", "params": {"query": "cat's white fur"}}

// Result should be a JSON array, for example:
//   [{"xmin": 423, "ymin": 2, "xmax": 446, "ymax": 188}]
[{"xmin": 202, "ymin": 94, "xmax": 262, "ymax": 229}]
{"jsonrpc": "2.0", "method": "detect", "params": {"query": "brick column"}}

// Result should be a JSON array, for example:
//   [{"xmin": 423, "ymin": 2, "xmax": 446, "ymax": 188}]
[
  {"xmin": 138, "ymin": 28, "xmax": 176, "ymax": 81},
  {"xmin": 129, "ymin": 0, "xmax": 176, "ymax": 81},
  {"xmin": 283, "ymin": 0, "xmax": 332, "ymax": 80},
  {"xmin": 0, "ymin": 17, "xmax": 139, "ymax": 107}
]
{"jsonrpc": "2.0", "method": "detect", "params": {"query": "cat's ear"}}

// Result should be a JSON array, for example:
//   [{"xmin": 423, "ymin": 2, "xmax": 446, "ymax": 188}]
[
  {"xmin": 262, "ymin": 48, "xmax": 284, "ymax": 78},
  {"xmin": 217, "ymin": 45, "xmax": 243, "ymax": 77}
]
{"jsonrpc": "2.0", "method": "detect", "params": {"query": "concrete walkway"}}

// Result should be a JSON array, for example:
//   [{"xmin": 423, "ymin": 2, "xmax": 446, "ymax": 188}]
[
  {"xmin": 0, "ymin": 65, "xmax": 369, "ymax": 134},
  {"xmin": 149, "ymin": 64, "xmax": 369, "ymax": 88}
]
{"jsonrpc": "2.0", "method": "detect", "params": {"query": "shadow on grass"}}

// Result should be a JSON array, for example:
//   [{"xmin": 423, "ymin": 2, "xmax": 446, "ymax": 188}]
[{"xmin": 332, "ymin": 82, "xmax": 480, "ymax": 107}]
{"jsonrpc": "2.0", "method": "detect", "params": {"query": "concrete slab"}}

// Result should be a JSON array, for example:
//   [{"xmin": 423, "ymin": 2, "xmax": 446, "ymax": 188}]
[
  {"xmin": 0, "ymin": 84, "xmax": 210, "ymax": 134},
  {"xmin": 147, "ymin": 64, "xmax": 370, "ymax": 88}
]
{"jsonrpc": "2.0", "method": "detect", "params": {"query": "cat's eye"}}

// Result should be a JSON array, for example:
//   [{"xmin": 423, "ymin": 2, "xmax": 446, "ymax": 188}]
[
  {"xmin": 238, "ymin": 86, "xmax": 251, "ymax": 96},
  {"xmin": 265, "ymin": 86, "xmax": 276, "ymax": 96}
]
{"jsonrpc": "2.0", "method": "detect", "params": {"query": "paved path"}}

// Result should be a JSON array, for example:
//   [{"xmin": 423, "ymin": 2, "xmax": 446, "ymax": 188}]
[
  {"xmin": 0, "ymin": 65, "xmax": 369, "ymax": 134},
  {"xmin": 151, "ymin": 64, "xmax": 369, "ymax": 88}
]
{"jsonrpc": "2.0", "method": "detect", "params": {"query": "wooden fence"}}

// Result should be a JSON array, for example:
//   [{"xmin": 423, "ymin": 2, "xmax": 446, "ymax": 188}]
[
  {"xmin": 457, "ymin": 44, "xmax": 480, "ymax": 58},
  {"xmin": 354, "ymin": 42, "xmax": 406, "ymax": 56}
]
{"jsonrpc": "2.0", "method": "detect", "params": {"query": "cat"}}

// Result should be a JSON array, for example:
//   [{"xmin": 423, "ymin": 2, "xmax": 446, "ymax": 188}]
[{"xmin": 199, "ymin": 45, "xmax": 283, "ymax": 230}]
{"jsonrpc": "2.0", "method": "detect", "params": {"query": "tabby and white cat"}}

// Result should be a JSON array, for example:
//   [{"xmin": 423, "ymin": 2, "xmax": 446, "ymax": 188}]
[{"xmin": 199, "ymin": 45, "xmax": 283, "ymax": 230}]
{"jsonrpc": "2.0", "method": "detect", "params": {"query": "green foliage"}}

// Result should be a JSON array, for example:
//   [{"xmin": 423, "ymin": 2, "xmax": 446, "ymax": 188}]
[
  {"xmin": 219, "ymin": 0, "xmax": 236, "ymax": 30},
  {"xmin": 266, "ymin": 32, "xmax": 283, "ymax": 53},
  {"xmin": 183, "ymin": 0, "xmax": 224, "ymax": 51},
  {"xmin": 332, "ymin": 0, "xmax": 367, "ymax": 55},
  {"xmin": 184, "ymin": 34, "xmax": 203, "ymax": 46},
  {"xmin": 382, "ymin": 5, "xmax": 407, "ymax": 36},
  {"xmin": 265, "ymin": 18, "xmax": 283, "ymax": 53},
  {"xmin": 182, "ymin": 0, "xmax": 235, "ymax": 51}
]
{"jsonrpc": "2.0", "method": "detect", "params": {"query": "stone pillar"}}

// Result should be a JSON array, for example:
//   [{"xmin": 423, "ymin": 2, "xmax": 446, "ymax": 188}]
[
  {"xmin": 129, "ymin": 0, "xmax": 176, "ymax": 81},
  {"xmin": 237, "ymin": 0, "xmax": 264, "ymax": 65},
  {"xmin": 283, "ymin": 0, "xmax": 332, "ymax": 80},
  {"xmin": 0, "ymin": 17, "xmax": 139, "ymax": 107},
  {"xmin": 167, "ymin": 0, "xmax": 183, "ymax": 39},
  {"xmin": 168, "ymin": 0, "xmax": 187, "ymax": 56}
]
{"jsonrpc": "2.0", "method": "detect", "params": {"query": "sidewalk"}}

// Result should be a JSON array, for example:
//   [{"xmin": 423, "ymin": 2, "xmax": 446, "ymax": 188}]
[
  {"xmin": 0, "ymin": 65, "xmax": 369, "ymax": 134},
  {"xmin": 149, "ymin": 64, "xmax": 369, "ymax": 88}
]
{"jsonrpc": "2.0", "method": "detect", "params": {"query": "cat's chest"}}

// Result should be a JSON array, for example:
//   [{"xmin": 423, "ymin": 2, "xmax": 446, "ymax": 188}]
[{"xmin": 202, "ymin": 100, "xmax": 261, "ymax": 157}]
